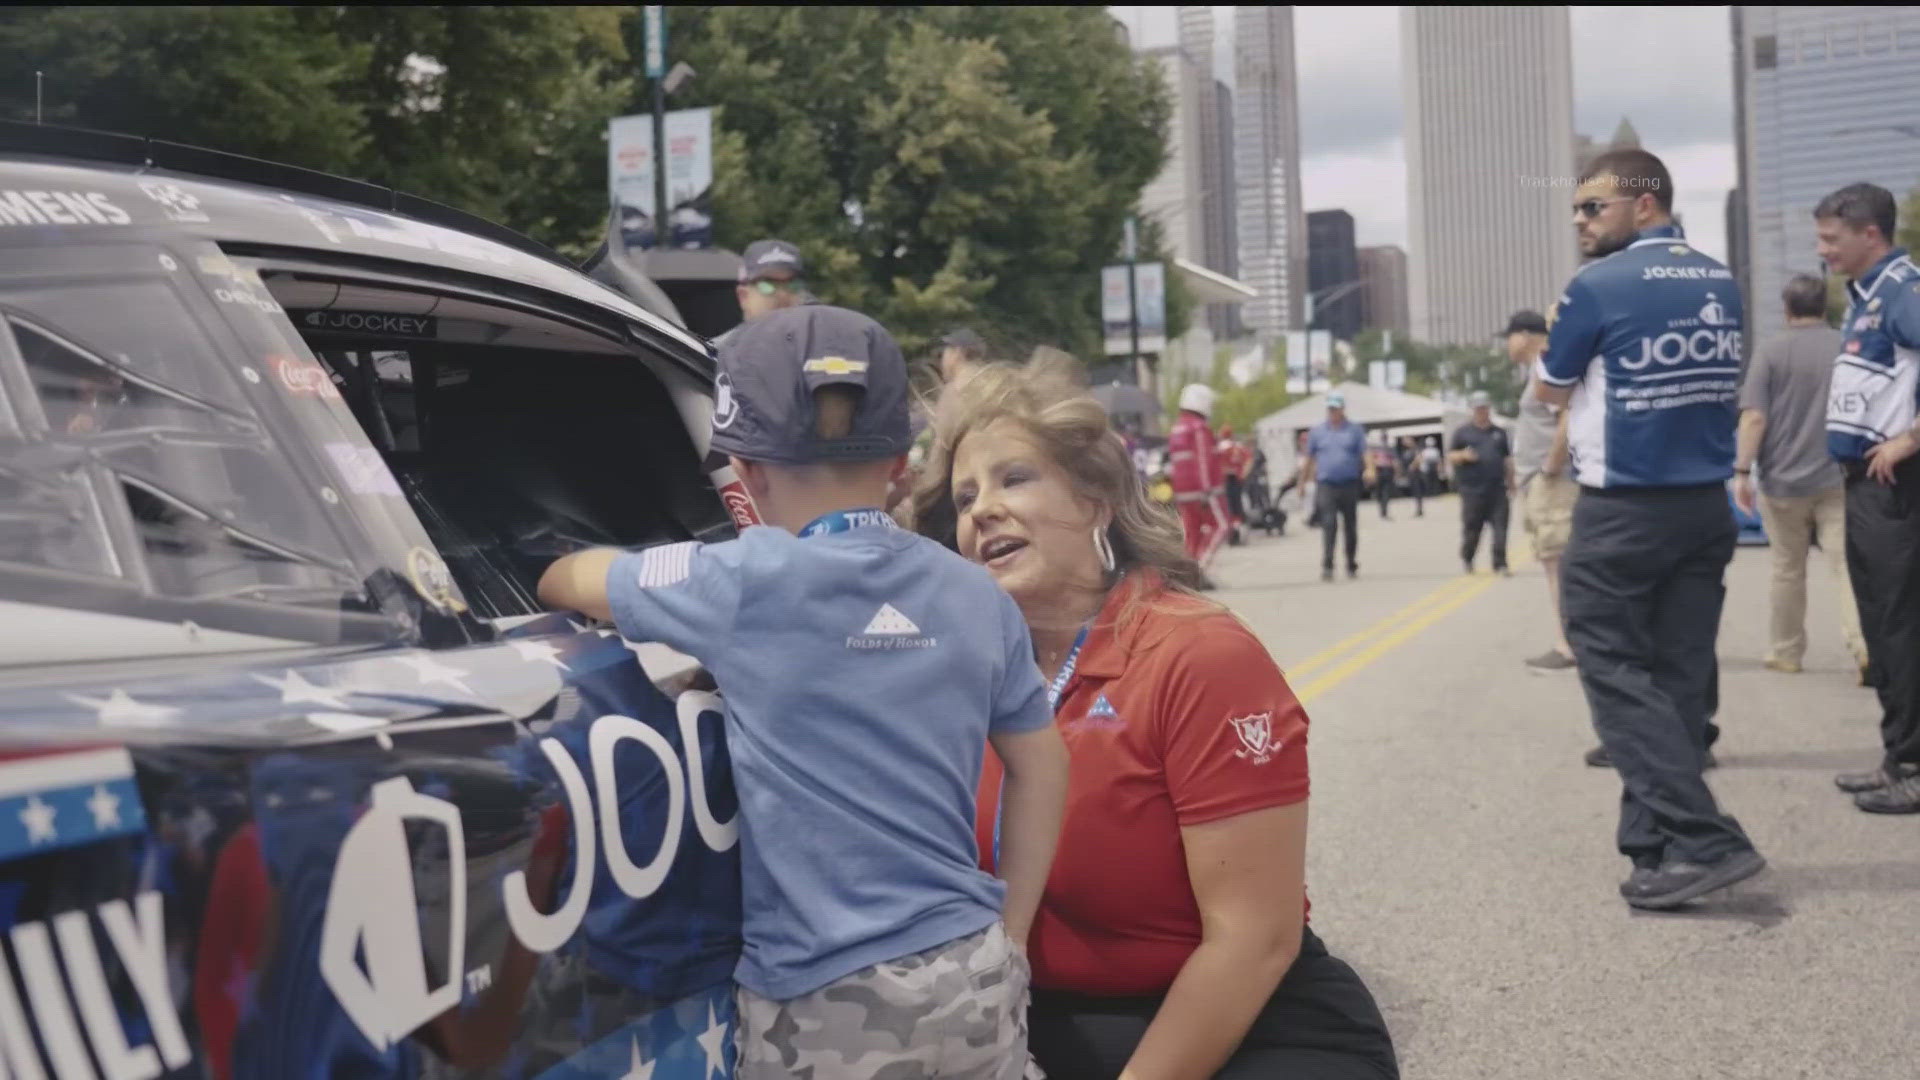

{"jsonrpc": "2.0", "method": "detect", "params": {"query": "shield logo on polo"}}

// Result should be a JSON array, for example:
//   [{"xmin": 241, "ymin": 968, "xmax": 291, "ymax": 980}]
[{"xmin": 1228, "ymin": 712, "xmax": 1276, "ymax": 765}]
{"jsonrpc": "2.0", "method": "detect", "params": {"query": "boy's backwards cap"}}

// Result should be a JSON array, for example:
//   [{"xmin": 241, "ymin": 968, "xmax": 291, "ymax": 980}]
[{"xmin": 709, "ymin": 305, "xmax": 911, "ymax": 463}]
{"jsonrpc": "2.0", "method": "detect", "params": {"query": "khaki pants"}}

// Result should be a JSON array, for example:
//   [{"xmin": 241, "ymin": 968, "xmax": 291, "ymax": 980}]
[{"xmin": 1757, "ymin": 487, "xmax": 1867, "ymax": 668}]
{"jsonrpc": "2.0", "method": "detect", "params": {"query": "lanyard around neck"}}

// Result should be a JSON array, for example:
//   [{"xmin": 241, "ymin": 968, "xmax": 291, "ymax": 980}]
[{"xmin": 798, "ymin": 507, "xmax": 897, "ymax": 538}]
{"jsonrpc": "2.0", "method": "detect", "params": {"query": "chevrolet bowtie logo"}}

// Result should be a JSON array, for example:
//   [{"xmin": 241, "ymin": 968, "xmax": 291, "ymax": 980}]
[{"xmin": 804, "ymin": 356, "xmax": 867, "ymax": 376}]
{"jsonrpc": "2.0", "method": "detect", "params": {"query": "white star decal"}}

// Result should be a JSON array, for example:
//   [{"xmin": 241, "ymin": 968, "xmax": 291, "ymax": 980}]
[
  {"xmin": 85, "ymin": 785, "xmax": 121, "ymax": 830},
  {"xmin": 619, "ymin": 1038, "xmax": 654, "ymax": 1080},
  {"xmin": 252, "ymin": 669, "xmax": 350, "ymax": 709},
  {"xmin": 696, "ymin": 1001, "xmax": 727, "ymax": 1078},
  {"xmin": 509, "ymin": 639, "xmax": 571, "ymax": 671},
  {"xmin": 65, "ymin": 689, "xmax": 181, "ymax": 727},
  {"xmin": 566, "ymin": 619, "xmax": 591, "ymax": 636},
  {"xmin": 19, "ymin": 796, "xmax": 57, "ymax": 844},
  {"xmin": 394, "ymin": 652, "xmax": 473, "ymax": 694}
]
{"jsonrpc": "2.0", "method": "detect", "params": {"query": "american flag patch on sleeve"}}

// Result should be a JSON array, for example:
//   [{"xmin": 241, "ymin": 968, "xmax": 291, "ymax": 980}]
[{"xmin": 635, "ymin": 542, "xmax": 699, "ymax": 588}]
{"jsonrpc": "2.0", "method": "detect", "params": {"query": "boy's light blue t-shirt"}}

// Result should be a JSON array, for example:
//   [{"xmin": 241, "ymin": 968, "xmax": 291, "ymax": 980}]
[{"xmin": 605, "ymin": 520, "xmax": 1052, "ymax": 1000}]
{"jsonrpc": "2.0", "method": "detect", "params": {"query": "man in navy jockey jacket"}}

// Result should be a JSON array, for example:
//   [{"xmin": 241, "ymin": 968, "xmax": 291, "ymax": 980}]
[
  {"xmin": 1534, "ymin": 149, "xmax": 1767, "ymax": 911},
  {"xmin": 1814, "ymin": 182, "xmax": 1920, "ymax": 814}
]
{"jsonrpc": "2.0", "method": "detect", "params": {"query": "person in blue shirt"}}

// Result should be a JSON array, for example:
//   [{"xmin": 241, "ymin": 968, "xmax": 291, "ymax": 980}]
[
  {"xmin": 1533, "ymin": 149, "xmax": 1766, "ymax": 911},
  {"xmin": 538, "ymin": 304, "xmax": 1070, "ymax": 1077},
  {"xmin": 1813, "ymin": 182, "xmax": 1920, "ymax": 815},
  {"xmin": 1300, "ymin": 393, "xmax": 1375, "ymax": 582}
]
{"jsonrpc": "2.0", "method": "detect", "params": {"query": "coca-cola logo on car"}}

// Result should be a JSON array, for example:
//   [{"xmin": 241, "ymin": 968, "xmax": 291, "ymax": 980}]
[
  {"xmin": 720, "ymin": 485, "xmax": 757, "ymax": 529},
  {"xmin": 275, "ymin": 356, "xmax": 342, "ymax": 401}
]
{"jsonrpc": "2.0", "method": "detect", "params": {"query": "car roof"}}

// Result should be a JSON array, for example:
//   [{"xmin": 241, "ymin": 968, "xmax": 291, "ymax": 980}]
[{"xmin": 0, "ymin": 120, "xmax": 712, "ymax": 366}]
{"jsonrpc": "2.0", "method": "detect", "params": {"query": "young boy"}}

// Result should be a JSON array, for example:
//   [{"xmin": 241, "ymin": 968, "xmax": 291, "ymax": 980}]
[{"xmin": 537, "ymin": 305, "xmax": 1068, "ymax": 1079}]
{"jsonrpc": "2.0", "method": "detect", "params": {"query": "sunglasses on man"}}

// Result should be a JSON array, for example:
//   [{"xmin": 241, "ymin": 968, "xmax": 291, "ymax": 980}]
[
  {"xmin": 1572, "ymin": 195, "xmax": 1636, "ymax": 220},
  {"xmin": 748, "ymin": 278, "xmax": 800, "ymax": 296}
]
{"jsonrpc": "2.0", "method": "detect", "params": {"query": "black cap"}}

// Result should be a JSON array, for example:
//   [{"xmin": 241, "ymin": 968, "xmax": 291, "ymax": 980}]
[
  {"xmin": 738, "ymin": 239, "xmax": 805, "ymax": 283},
  {"xmin": 710, "ymin": 305, "xmax": 911, "ymax": 463},
  {"xmin": 1504, "ymin": 310, "xmax": 1549, "ymax": 335}
]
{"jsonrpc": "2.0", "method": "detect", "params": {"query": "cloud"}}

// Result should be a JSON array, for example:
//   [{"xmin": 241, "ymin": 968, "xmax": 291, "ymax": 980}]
[
  {"xmin": 1295, "ymin": 6, "xmax": 1404, "ymax": 158},
  {"xmin": 1303, "ymin": 145, "xmax": 1408, "ymax": 249},
  {"xmin": 1569, "ymin": 7, "xmax": 1734, "ymax": 152}
]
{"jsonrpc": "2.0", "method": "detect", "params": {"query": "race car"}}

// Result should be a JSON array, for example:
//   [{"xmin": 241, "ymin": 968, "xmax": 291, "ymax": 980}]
[{"xmin": 0, "ymin": 120, "xmax": 748, "ymax": 1079}]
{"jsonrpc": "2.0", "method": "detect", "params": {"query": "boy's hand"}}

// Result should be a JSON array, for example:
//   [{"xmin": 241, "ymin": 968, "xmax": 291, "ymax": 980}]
[{"xmin": 536, "ymin": 548, "xmax": 621, "ymax": 621}]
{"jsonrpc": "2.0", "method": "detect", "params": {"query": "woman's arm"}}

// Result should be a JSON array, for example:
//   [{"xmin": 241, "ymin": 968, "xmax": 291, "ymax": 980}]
[{"xmin": 1120, "ymin": 801, "xmax": 1309, "ymax": 1080}]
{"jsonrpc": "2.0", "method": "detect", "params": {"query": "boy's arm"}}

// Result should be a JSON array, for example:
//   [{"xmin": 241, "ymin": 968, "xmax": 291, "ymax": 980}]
[
  {"xmin": 537, "ymin": 540, "xmax": 744, "ymax": 656},
  {"xmin": 537, "ymin": 549, "xmax": 623, "ymax": 622},
  {"xmin": 987, "ymin": 597, "xmax": 1069, "ymax": 950}
]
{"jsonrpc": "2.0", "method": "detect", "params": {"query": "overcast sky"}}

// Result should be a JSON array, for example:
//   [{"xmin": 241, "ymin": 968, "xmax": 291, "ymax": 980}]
[{"xmin": 1108, "ymin": 6, "xmax": 1736, "ymax": 263}]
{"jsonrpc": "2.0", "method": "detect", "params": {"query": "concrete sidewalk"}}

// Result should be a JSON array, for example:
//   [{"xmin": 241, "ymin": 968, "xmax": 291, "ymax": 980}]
[{"xmin": 1210, "ymin": 494, "xmax": 1916, "ymax": 1080}]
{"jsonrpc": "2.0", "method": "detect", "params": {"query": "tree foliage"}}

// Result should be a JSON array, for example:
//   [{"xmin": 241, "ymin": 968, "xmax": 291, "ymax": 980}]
[
  {"xmin": 668, "ymin": 6, "xmax": 1168, "ymax": 358},
  {"xmin": 1, "ymin": 6, "xmax": 635, "ymax": 256}
]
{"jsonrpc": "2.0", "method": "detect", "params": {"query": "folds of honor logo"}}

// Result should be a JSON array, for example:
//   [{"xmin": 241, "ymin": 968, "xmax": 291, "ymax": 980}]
[
  {"xmin": 846, "ymin": 603, "xmax": 936, "ymax": 650},
  {"xmin": 1228, "ymin": 712, "xmax": 1277, "ymax": 765}
]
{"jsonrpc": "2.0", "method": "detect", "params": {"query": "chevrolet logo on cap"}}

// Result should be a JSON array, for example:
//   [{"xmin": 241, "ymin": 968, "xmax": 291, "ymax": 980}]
[{"xmin": 803, "ymin": 356, "xmax": 868, "ymax": 376}]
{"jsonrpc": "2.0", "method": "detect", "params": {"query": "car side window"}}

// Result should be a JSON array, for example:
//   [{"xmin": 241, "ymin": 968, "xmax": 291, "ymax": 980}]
[{"xmin": 0, "ymin": 266, "xmax": 377, "ymax": 640}]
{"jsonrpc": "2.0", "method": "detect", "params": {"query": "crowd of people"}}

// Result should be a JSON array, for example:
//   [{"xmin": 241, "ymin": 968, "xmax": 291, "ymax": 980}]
[{"xmin": 523, "ymin": 142, "xmax": 1919, "ymax": 1077}]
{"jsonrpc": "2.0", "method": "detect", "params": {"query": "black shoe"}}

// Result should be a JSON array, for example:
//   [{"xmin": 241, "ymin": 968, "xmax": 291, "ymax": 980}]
[
  {"xmin": 1584, "ymin": 745, "xmax": 1611, "ymax": 768},
  {"xmin": 1835, "ymin": 763, "xmax": 1918, "ymax": 793},
  {"xmin": 1622, "ymin": 850, "xmax": 1767, "ymax": 910},
  {"xmin": 1617, "ymin": 865, "xmax": 1660, "ymax": 899},
  {"xmin": 1855, "ymin": 773, "xmax": 1920, "ymax": 814},
  {"xmin": 1321, "ymin": 567, "xmax": 1334, "ymax": 583},
  {"xmin": 1526, "ymin": 650, "xmax": 1577, "ymax": 672},
  {"xmin": 1346, "ymin": 564, "xmax": 1359, "ymax": 580}
]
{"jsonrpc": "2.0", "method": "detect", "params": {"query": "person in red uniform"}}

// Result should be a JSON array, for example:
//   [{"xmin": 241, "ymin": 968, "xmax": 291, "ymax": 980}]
[
  {"xmin": 912, "ymin": 358, "xmax": 1398, "ymax": 1080},
  {"xmin": 1169, "ymin": 384, "xmax": 1230, "ymax": 575}
]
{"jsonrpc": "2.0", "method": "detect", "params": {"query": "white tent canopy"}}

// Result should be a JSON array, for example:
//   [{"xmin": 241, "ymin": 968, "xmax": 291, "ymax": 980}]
[{"xmin": 1252, "ymin": 382, "xmax": 1511, "ymax": 480}]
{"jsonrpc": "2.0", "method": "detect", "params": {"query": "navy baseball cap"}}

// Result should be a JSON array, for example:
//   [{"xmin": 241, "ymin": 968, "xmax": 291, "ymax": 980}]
[
  {"xmin": 1503, "ymin": 310, "xmax": 1548, "ymax": 335},
  {"xmin": 738, "ymin": 239, "xmax": 805, "ymax": 283},
  {"xmin": 710, "ymin": 305, "xmax": 912, "ymax": 463}
]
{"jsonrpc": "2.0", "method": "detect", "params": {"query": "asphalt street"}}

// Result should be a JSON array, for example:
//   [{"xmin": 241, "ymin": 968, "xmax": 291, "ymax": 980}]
[{"xmin": 1210, "ymin": 491, "xmax": 1918, "ymax": 1080}]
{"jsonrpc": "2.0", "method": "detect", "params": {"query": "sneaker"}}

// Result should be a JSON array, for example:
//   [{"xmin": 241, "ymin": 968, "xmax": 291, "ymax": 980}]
[
  {"xmin": 1836, "ymin": 763, "xmax": 1919, "ymax": 794},
  {"xmin": 1462, "ymin": 560, "xmax": 1474, "ymax": 575},
  {"xmin": 1526, "ymin": 650, "xmax": 1577, "ymax": 672},
  {"xmin": 1321, "ymin": 567, "xmax": 1334, "ymax": 583},
  {"xmin": 1763, "ymin": 657, "xmax": 1802, "ymax": 674},
  {"xmin": 1617, "ymin": 865, "xmax": 1660, "ymax": 899},
  {"xmin": 1346, "ymin": 564, "xmax": 1359, "ymax": 580},
  {"xmin": 1855, "ymin": 773, "xmax": 1920, "ymax": 814},
  {"xmin": 1621, "ymin": 850, "xmax": 1767, "ymax": 910}
]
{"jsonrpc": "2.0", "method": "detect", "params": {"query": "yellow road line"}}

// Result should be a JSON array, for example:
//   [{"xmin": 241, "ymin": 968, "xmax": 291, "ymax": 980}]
[
  {"xmin": 1297, "ymin": 575, "xmax": 1499, "ymax": 703},
  {"xmin": 1284, "ymin": 575, "xmax": 1480, "ymax": 681}
]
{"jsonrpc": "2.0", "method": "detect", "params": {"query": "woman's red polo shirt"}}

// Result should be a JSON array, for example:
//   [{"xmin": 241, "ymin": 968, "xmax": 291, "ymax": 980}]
[{"xmin": 975, "ymin": 575, "xmax": 1311, "ymax": 996}]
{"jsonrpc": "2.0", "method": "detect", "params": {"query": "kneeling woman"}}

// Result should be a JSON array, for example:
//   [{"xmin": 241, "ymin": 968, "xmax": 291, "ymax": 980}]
[{"xmin": 913, "ymin": 360, "xmax": 1398, "ymax": 1080}]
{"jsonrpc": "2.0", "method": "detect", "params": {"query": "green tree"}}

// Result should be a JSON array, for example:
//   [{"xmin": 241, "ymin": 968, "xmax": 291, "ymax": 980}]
[
  {"xmin": 668, "ymin": 6, "xmax": 1168, "ymax": 357},
  {"xmin": 1, "ymin": 7, "xmax": 634, "ymax": 256}
]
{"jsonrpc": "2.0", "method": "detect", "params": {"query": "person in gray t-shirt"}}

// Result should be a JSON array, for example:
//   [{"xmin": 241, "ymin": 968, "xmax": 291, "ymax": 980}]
[{"xmin": 1733, "ymin": 273, "xmax": 1868, "ymax": 677}]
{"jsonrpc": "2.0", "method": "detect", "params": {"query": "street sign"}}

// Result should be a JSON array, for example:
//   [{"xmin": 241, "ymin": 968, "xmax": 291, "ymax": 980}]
[{"xmin": 644, "ymin": 6, "xmax": 666, "ymax": 78}]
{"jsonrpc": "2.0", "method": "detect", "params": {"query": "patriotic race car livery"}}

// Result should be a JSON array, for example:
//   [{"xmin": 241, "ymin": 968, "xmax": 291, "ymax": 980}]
[{"xmin": 0, "ymin": 122, "xmax": 748, "ymax": 1078}]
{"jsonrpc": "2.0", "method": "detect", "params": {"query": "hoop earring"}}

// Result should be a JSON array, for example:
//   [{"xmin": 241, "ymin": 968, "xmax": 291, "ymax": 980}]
[{"xmin": 1093, "ymin": 526, "xmax": 1117, "ymax": 573}]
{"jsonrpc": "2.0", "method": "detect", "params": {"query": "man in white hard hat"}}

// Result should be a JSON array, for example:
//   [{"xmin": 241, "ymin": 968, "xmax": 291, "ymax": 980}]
[{"xmin": 1168, "ymin": 383, "xmax": 1228, "ymax": 585}]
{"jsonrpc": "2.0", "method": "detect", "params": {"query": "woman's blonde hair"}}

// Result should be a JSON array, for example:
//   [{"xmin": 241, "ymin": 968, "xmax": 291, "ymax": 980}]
[{"xmin": 909, "ymin": 353, "xmax": 1203, "ymax": 593}]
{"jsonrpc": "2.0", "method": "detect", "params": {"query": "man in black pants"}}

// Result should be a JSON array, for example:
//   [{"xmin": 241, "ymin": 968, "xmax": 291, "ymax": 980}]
[
  {"xmin": 1813, "ymin": 182, "xmax": 1920, "ymax": 814},
  {"xmin": 1535, "ymin": 148, "xmax": 1765, "ymax": 910},
  {"xmin": 1448, "ymin": 391, "xmax": 1513, "ymax": 575}
]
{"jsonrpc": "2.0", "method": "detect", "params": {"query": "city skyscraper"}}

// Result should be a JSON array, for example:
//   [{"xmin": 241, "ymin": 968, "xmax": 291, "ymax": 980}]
[
  {"xmin": 1307, "ymin": 210, "xmax": 1363, "ymax": 342},
  {"xmin": 1733, "ymin": 7, "xmax": 1920, "ymax": 342},
  {"xmin": 1138, "ymin": 45, "xmax": 1209, "ymax": 263},
  {"xmin": 1358, "ymin": 245, "xmax": 1411, "ymax": 336},
  {"xmin": 1403, "ymin": 7, "xmax": 1576, "ymax": 345},
  {"xmin": 1234, "ymin": 5, "xmax": 1306, "ymax": 340},
  {"xmin": 1212, "ymin": 79, "xmax": 1242, "ymax": 339},
  {"xmin": 1178, "ymin": 6, "xmax": 1243, "ymax": 339}
]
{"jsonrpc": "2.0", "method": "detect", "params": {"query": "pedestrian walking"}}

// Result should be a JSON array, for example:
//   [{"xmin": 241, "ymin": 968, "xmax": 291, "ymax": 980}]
[
  {"xmin": 1730, "ymin": 274, "xmax": 1869, "ymax": 681},
  {"xmin": 1219, "ymin": 425, "xmax": 1252, "ymax": 543},
  {"xmin": 1534, "ymin": 148, "xmax": 1765, "ymax": 910},
  {"xmin": 1168, "ymin": 384, "xmax": 1229, "ymax": 587},
  {"xmin": 1398, "ymin": 437, "xmax": 1426, "ymax": 517},
  {"xmin": 1371, "ymin": 438, "xmax": 1397, "ymax": 520},
  {"xmin": 1448, "ymin": 391, "xmax": 1513, "ymax": 575},
  {"xmin": 1813, "ymin": 182, "xmax": 1920, "ymax": 815},
  {"xmin": 1508, "ymin": 309, "xmax": 1579, "ymax": 671},
  {"xmin": 539, "ymin": 305, "xmax": 1071, "ymax": 1075},
  {"xmin": 1301, "ymin": 393, "xmax": 1374, "ymax": 582}
]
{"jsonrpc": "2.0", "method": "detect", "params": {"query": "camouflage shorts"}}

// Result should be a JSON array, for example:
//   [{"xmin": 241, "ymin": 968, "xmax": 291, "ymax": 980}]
[{"xmin": 735, "ymin": 922, "xmax": 1037, "ymax": 1079}]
